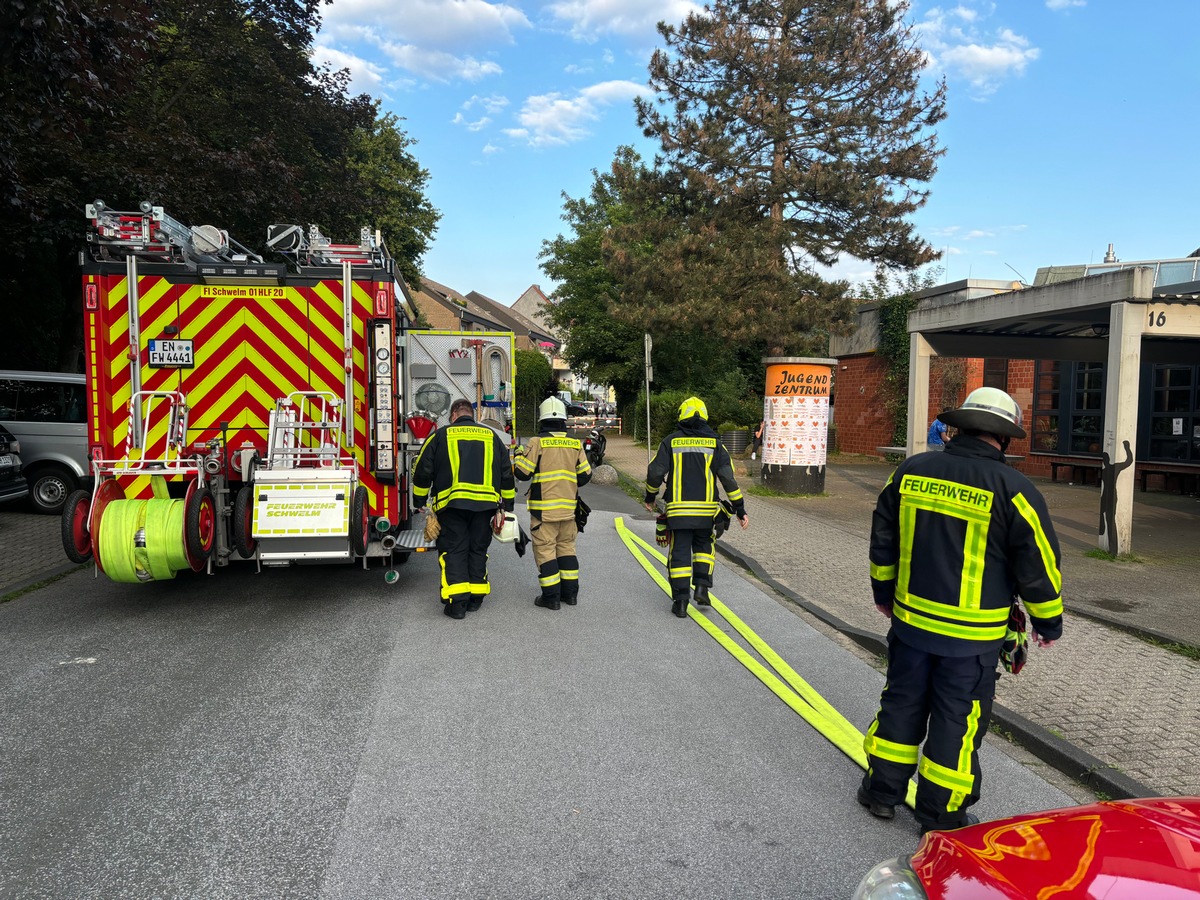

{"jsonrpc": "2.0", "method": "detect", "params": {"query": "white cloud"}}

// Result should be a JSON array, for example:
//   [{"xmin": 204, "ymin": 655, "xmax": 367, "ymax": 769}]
[
  {"xmin": 463, "ymin": 94, "xmax": 510, "ymax": 114},
  {"xmin": 453, "ymin": 112, "xmax": 492, "ymax": 131},
  {"xmin": 1046, "ymin": 0, "xmax": 1085, "ymax": 9},
  {"xmin": 545, "ymin": 0, "xmax": 702, "ymax": 40},
  {"xmin": 483, "ymin": 142, "xmax": 501, "ymax": 154},
  {"xmin": 508, "ymin": 79, "xmax": 648, "ymax": 146},
  {"xmin": 378, "ymin": 41, "xmax": 503, "ymax": 82},
  {"xmin": 964, "ymin": 229, "xmax": 995, "ymax": 240},
  {"xmin": 918, "ymin": 4, "xmax": 1039, "ymax": 97},
  {"xmin": 322, "ymin": 0, "xmax": 530, "ymax": 49},
  {"xmin": 311, "ymin": 44, "xmax": 394, "ymax": 94}
]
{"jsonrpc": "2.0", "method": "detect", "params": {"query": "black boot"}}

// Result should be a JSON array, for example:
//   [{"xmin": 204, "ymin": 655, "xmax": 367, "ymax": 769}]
[
  {"xmin": 535, "ymin": 594, "xmax": 561, "ymax": 610},
  {"xmin": 693, "ymin": 585, "xmax": 711, "ymax": 606},
  {"xmin": 443, "ymin": 601, "xmax": 466, "ymax": 619},
  {"xmin": 671, "ymin": 596, "xmax": 689, "ymax": 618},
  {"xmin": 560, "ymin": 588, "xmax": 578, "ymax": 606}
]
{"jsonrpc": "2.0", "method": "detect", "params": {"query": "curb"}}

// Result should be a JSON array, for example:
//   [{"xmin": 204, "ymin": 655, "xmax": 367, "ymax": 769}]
[{"xmin": 714, "ymin": 540, "xmax": 1159, "ymax": 801}]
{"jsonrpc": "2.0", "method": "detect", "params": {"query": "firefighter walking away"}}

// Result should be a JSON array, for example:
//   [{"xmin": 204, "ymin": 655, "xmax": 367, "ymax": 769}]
[
  {"xmin": 643, "ymin": 396, "xmax": 748, "ymax": 618},
  {"xmin": 413, "ymin": 398, "xmax": 516, "ymax": 619},
  {"xmin": 514, "ymin": 397, "xmax": 592, "ymax": 610},
  {"xmin": 859, "ymin": 387, "xmax": 1063, "ymax": 834}
]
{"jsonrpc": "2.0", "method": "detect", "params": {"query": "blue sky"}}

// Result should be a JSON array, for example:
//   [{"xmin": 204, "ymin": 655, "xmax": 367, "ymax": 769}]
[{"xmin": 314, "ymin": 0, "xmax": 1200, "ymax": 306}]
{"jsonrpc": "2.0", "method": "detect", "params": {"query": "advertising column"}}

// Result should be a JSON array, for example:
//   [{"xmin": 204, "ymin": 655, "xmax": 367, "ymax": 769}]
[{"xmin": 760, "ymin": 356, "xmax": 836, "ymax": 494}]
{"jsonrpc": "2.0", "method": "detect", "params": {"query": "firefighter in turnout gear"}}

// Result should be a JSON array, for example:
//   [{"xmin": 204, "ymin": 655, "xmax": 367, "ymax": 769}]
[
  {"xmin": 859, "ymin": 387, "xmax": 1064, "ymax": 834},
  {"xmin": 514, "ymin": 397, "xmax": 592, "ymax": 610},
  {"xmin": 413, "ymin": 398, "xmax": 516, "ymax": 619},
  {"xmin": 643, "ymin": 396, "xmax": 748, "ymax": 618}
]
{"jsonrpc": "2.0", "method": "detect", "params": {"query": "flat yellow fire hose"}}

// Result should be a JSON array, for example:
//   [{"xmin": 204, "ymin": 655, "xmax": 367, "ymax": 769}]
[{"xmin": 615, "ymin": 516, "xmax": 917, "ymax": 809}]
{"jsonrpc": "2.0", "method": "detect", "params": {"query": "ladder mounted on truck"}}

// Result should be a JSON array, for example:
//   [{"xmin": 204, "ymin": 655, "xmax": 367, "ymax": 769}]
[{"xmin": 84, "ymin": 200, "xmax": 263, "ymax": 266}]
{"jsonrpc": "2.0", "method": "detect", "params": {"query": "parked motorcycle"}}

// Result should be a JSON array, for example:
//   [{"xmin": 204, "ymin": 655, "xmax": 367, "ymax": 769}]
[{"xmin": 584, "ymin": 427, "xmax": 607, "ymax": 468}]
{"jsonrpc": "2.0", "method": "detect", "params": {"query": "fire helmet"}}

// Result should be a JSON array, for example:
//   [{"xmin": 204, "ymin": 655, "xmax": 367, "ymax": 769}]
[
  {"xmin": 538, "ymin": 397, "xmax": 567, "ymax": 423},
  {"xmin": 938, "ymin": 387, "xmax": 1026, "ymax": 439},
  {"xmin": 678, "ymin": 396, "xmax": 708, "ymax": 422}
]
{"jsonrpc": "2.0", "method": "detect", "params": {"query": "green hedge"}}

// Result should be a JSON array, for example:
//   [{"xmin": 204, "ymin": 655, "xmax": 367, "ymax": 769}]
[{"xmin": 632, "ymin": 389, "xmax": 764, "ymax": 449}]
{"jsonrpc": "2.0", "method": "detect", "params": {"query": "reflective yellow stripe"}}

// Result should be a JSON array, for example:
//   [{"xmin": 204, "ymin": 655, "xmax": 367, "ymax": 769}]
[
  {"xmin": 532, "ymin": 469, "xmax": 576, "ymax": 482},
  {"xmin": 1012, "ymin": 493, "xmax": 1063, "ymax": 594},
  {"xmin": 864, "ymin": 730, "xmax": 920, "ymax": 766},
  {"xmin": 948, "ymin": 700, "xmax": 983, "ymax": 812},
  {"xmin": 666, "ymin": 502, "xmax": 719, "ymax": 516},
  {"xmin": 560, "ymin": 568, "xmax": 578, "ymax": 581},
  {"xmin": 528, "ymin": 499, "xmax": 576, "ymax": 511},
  {"xmin": 514, "ymin": 456, "xmax": 536, "ymax": 474},
  {"xmin": 899, "ymin": 593, "xmax": 1008, "ymax": 624},
  {"xmin": 469, "ymin": 581, "xmax": 490, "ymax": 596},
  {"xmin": 539, "ymin": 572, "xmax": 561, "ymax": 587},
  {"xmin": 920, "ymin": 754, "xmax": 975, "ymax": 795},
  {"xmin": 439, "ymin": 552, "xmax": 468, "ymax": 600},
  {"xmin": 1024, "ymin": 596, "xmax": 1063, "ymax": 618},
  {"xmin": 871, "ymin": 561, "xmax": 897, "ymax": 581},
  {"xmin": 726, "ymin": 488, "xmax": 743, "ymax": 502},
  {"xmin": 892, "ymin": 602, "xmax": 1007, "ymax": 641},
  {"xmin": 669, "ymin": 567, "xmax": 691, "ymax": 579}
]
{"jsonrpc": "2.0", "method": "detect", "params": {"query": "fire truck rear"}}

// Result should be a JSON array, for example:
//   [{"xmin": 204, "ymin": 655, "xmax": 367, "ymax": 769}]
[{"xmin": 63, "ymin": 200, "xmax": 462, "ymax": 584}]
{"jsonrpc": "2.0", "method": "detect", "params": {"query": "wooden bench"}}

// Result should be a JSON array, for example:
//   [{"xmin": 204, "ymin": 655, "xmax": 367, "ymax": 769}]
[
  {"xmin": 1050, "ymin": 459, "xmax": 1102, "ymax": 485},
  {"xmin": 1139, "ymin": 464, "xmax": 1200, "ymax": 494}
]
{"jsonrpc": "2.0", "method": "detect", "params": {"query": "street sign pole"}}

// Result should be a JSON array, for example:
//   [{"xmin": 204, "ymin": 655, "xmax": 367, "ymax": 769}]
[{"xmin": 644, "ymin": 333, "xmax": 653, "ymax": 467}]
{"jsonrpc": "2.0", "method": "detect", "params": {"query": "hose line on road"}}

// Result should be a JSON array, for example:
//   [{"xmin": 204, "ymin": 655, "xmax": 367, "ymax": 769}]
[{"xmin": 615, "ymin": 516, "xmax": 917, "ymax": 810}]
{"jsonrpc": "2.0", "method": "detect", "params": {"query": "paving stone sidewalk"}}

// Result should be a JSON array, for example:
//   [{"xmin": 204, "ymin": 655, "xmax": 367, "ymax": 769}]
[{"xmin": 604, "ymin": 433, "xmax": 1200, "ymax": 797}]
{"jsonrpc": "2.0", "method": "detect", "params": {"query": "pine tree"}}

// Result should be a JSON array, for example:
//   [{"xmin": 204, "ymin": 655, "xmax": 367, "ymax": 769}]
[{"xmin": 630, "ymin": 0, "xmax": 946, "ymax": 353}]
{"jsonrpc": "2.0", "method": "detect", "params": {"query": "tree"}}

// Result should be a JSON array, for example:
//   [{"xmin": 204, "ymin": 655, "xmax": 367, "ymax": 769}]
[
  {"xmin": 540, "ymin": 147, "xmax": 756, "ymax": 410},
  {"xmin": 0, "ymin": 0, "xmax": 440, "ymax": 370},
  {"xmin": 513, "ymin": 348, "xmax": 554, "ymax": 436},
  {"xmin": 630, "ymin": 0, "xmax": 946, "ymax": 353},
  {"xmin": 346, "ymin": 111, "xmax": 440, "ymax": 289}
]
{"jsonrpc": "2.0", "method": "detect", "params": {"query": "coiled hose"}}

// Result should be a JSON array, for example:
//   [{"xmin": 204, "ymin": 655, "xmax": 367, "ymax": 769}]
[
  {"xmin": 98, "ymin": 498, "xmax": 190, "ymax": 583},
  {"xmin": 479, "ymin": 343, "xmax": 511, "ymax": 431}
]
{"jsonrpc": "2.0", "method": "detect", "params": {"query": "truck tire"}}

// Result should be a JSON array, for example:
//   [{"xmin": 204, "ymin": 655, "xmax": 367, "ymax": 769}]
[
  {"xmin": 61, "ymin": 489, "xmax": 93, "ymax": 563},
  {"xmin": 185, "ymin": 486, "xmax": 216, "ymax": 563},
  {"xmin": 232, "ymin": 485, "xmax": 257, "ymax": 559},
  {"xmin": 349, "ymin": 486, "xmax": 369, "ymax": 556}
]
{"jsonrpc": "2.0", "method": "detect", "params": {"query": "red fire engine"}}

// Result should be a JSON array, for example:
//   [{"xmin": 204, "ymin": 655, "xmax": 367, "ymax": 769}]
[{"xmin": 63, "ymin": 200, "xmax": 513, "ymax": 584}]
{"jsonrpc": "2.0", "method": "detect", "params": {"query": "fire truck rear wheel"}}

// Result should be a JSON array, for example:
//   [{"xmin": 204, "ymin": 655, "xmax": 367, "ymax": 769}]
[
  {"xmin": 61, "ymin": 489, "xmax": 94, "ymax": 564},
  {"xmin": 185, "ymin": 487, "xmax": 217, "ymax": 562},
  {"xmin": 350, "ymin": 486, "xmax": 369, "ymax": 556},
  {"xmin": 232, "ymin": 485, "xmax": 257, "ymax": 559}
]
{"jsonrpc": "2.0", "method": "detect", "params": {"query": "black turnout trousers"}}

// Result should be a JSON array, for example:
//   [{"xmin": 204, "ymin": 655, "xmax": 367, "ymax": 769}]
[
  {"xmin": 435, "ymin": 506, "xmax": 494, "ymax": 605},
  {"xmin": 861, "ymin": 631, "xmax": 1000, "ymax": 830}
]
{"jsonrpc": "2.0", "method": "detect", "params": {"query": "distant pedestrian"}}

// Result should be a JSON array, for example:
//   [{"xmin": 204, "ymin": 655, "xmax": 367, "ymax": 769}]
[
  {"xmin": 644, "ymin": 396, "xmax": 748, "ymax": 618},
  {"xmin": 413, "ymin": 398, "xmax": 515, "ymax": 619},
  {"xmin": 751, "ymin": 420, "xmax": 764, "ymax": 460},
  {"xmin": 514, "ymin": 397, "xmax": 592, "ymax": 610},
  {"xmin": 927, "ymin": 417, "xmax": 948, "ymax": 450},
  {"xmin": 860, "ymin": 387, "xmax": 1063, "ymax": 834}
]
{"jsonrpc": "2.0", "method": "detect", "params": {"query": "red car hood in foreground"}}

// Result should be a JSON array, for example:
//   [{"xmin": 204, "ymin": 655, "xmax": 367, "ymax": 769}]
[{"xmin": 912, "ymin": 797, "xmax": 1200, "ymax": 899}]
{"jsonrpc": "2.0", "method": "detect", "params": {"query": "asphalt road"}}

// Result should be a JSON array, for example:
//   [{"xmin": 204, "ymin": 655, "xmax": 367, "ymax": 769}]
[{"xmin": 0, "ymin": 481, "xmax": 1075, "ymax": 899}]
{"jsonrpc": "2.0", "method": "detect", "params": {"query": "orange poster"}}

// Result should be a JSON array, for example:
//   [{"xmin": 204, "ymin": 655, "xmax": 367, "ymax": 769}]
[{"xmin": 762, "ymin": 362, "xmax": 832, "ymax": 467}]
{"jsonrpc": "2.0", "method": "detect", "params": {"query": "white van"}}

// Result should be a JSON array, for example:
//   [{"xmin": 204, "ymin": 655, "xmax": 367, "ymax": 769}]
[{"xmin": 0, "ymin": 370, "xmax": 90, "ymax": 514}]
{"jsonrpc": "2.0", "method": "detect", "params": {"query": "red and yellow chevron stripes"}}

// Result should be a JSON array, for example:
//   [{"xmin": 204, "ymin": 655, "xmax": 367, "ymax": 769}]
[{"xmin": 88, "ymin": 273, "xmax": 396, "ymax": 520}]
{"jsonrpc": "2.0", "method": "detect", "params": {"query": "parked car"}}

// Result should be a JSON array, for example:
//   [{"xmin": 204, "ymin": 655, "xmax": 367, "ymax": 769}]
[
  {"xmin": 0, "ymin": 424, "xmax": 30, "ymax": 505},
  {"xmin": 854, "ymin": 796, "xmax": 1200, "ymax": 899},
  {"xmin": 0, "ymin": 370, "xmax": 90, "ymax": 514}
]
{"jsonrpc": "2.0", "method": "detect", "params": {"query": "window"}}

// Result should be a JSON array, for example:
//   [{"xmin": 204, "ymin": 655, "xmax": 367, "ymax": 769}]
[
  {"xmin": 1148, "ymin": 365, "xmax": 1199, "ymax": 462},
  {"xmin": 0, "ymin": 377, "xmax": 87, "ymax": 424},
  {"xmin": 1031, "ymin": 361, "xmax": 1060, "ymax": 452},
  {"xmin": 982, "ymin": 359, "xmax": 1008, "ymax": 391},
  {"xmin": 1069, "ymin": 363, "xmax": 1105, "ymax": 454}
]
